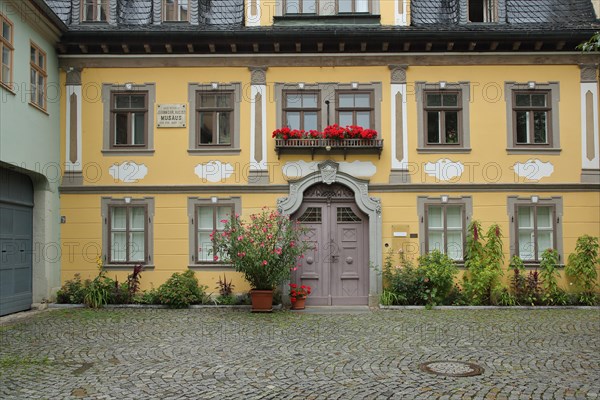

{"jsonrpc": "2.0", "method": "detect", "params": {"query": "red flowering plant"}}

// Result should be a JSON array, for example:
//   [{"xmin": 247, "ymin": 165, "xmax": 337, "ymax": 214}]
[
  {"xmin": 211, "ymin": 208, "xmax": 310, "ymax": 290},
  {"xmin": 273, "ymin": 125, "xmax": 378, "ymax": 141},
  {"xmin": 288, "ymin": 283, "xmax": 312, "ymax": 303},
  {"xmin": 343, "ymin": 125, "xmax": 378, "ymax": 139},
  {"xmin": 322, "ymin": 124, "xmax": 347, "ymax": 140},
  {"xmin": 272, "ymin": 127, "xmax": 305, "ymax": 140}
]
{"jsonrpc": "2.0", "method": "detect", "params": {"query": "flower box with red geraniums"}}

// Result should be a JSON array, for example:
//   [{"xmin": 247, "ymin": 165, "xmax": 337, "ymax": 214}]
[
  {"xmin": 273, "ymin": 125, "xmax": 383, "ymax": 160},
  {"xmin": 273, "ymin": 125, "xmax": 378, "ymax": 141}
]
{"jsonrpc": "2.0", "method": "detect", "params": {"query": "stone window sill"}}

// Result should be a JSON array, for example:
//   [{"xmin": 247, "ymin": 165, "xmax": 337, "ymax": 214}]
[
  {"xmin": 506, "ymin": 148, "xmax": 561, "ymax": 155},
  {"xmin": 188, "ymin": 148, "xmax": 241, "ymax": 155},
  {"xmin": 104, "ymin": 264, "xmax": 155, "ymax": 271},
  {"xmin": 417, "ymin": 147, "xmax": 472, "ymax": 154},
  {"xmin": 102, "ymin": 149, "xmax": 155, "ymax": 155}
]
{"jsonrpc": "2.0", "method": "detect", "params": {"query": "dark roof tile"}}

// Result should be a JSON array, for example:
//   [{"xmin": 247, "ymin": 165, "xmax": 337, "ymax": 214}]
[
  {"xmin": 45, "ymin": 0, "xmax": 598, "ymax": 31},
  {"xmin": 45, "ymin": 0, "xmax": 71, "ymax": 24},
  {"xmin": 411, "ymin": 0, "xmax": 597, "ymax": 25},
  {"xmin": 411, "ymin": 0, "xmax": 460, "ymax": 25},
  {"xmin": 507, "ymin": 0, "xmax": 597, "ymax": 24},
  {"xmin": 118, "ymin": 0, "xmax": 152, "ymax": 25},
  {"xmin": 200, "ymin": 0, "xmax": 244, "ymax": 25}
]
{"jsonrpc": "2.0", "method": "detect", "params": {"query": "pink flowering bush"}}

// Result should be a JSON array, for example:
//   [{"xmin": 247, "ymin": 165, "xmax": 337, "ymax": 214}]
[{"xmin": 211, "ymin": 208, "xmax": 310, "ymax": 290}]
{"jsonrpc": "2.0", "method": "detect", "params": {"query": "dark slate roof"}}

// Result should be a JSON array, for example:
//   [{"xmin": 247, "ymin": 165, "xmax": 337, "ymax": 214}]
[
  {"xmin": 44, "ymin": 0, "xmax": 72, "ymax": 25},
  {"xmin": 45, "ymin": 0, "xmax": 244, "ymax": 26},
  {"xmin": 410, "ymin": 0, "xmax": 598, "ymax": 25},
  {"xmin": 199, "ymin": 0, "xmax": 244, "ymax": 25},
  {"xmin": 506, "ymin": 0, "xmax": 597, "ymax": 24},
  {"xmin": 118, "ymin": 0, "xmax": 152, "ymax": 25},
  {"xmin": 411, "ymin": 0, "xmax": 460, "ymax": 25}
]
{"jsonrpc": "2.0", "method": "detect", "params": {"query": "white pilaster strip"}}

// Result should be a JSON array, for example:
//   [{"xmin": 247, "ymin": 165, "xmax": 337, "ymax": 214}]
[
  {"xmin": 65, "ymin": 85, "xmax": 82, "ymax": 172},
  {"xmin": 390, "ymin": 83, "xmax": 408, "ymax": 168},
  {"xmin": 395, "ymin": 0, "xmax": 408, "ymax": 26},
  {"xmin": 250, "ymin": 84, "xmax": 267, "ymax": 170},
  {"xmin": 246, "ymin": 0, "xmax": 261, "ymax": 27},
  {"xmin": 581, "ymin": 82, "xmax": 599, "ymax": 170}
]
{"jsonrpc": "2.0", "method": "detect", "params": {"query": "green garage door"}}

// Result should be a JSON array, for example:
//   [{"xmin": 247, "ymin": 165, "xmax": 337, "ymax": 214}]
[{"xmin": 0, "ymin": 168, "xmax": 33, "ymax": 316}]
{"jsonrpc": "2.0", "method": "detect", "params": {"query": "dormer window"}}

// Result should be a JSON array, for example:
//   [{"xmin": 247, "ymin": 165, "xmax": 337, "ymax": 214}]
[
  {"xmin": 163, "ymin": 0, "xmax": 189, "ymax": 22},
  {"xmin": 285, "ymin": 0, "xmax": 317, "ymax": 14},
  {"xmin": 277, "ymin": 0, "xmax": 379, "ymax": 19},
  {"xmin": 468, "ymin": 0, "xmax": 497, "ymax": 22},
  {"xmin": 82, "ymin": 0, "xmax": 108, "ymax": 22},
  {"xmin": 339, "ymin": 0, "xmax": 370, "ymax": 14}
]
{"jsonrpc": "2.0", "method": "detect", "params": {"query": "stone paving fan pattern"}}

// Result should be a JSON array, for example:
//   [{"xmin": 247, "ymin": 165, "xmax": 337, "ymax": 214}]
[{"xmin": 0, "ymin": 309, "xmax": 599, "ymax": 399}]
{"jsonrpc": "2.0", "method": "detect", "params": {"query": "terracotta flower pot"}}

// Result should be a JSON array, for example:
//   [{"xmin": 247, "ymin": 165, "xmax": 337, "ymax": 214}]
[
  {"xmin": 291, "ymin": 297, "xmax": 306, "ymax": 310},
  {"xmin": 250, "ymin": 289, "xmax": 273, "ymax": 312}
]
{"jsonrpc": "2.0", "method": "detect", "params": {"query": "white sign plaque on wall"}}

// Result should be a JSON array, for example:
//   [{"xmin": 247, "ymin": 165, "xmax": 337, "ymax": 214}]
[{"xmin": 157, "ymin": 104, "xmax": 187, "ymax": 128}]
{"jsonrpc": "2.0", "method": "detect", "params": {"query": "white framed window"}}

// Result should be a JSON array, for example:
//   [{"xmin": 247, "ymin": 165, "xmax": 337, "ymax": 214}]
[
  {"xmin": 187, "ymin": 197, "xmax": 241, "ymax": 266},
  {"xmin": 163, "ymin": 0, "xmax": 189, "ymax": 22},
  {"xmin": 101, "ymin": 197, "xmax": 155, "ymax": 267},
  {"xmin": 507, "ymin": 196, "xmax": 563, "ymax": 264}
]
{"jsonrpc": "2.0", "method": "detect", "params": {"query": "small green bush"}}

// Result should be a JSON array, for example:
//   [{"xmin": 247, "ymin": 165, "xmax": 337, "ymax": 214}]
[
  {"xmin": 380, "ymin": 248, "xmax": 459, "ymax": 306},
  {"xmin": 83, "ymin": 275, "xmax": 114, "ymax": 308},
  {"xmin": 56, "ymin": 274, "xmax": 86, "ymax": 304},
  {"xmin": 133, "ymin": 288, "xmax": 160, "ymax": 305},
  {"xmin": 417, "ymin": 250, "xmax": 459, "ymax": 307},
  {"xmin": 507, "ymin": 255, "xmax": 526, "ymax": 304},
  {"xmin": 381, "ymin": 249, "xmax": 423, "ymax": 305},
  {"xmin": 462, "ymin": 222, "xmax": 504, "ymax": 305},
  {"xmin": 566, "ymin": 235, "xmax": 600, "ymax": 305},
  {"xmin": 539, "ymin": 248, "xmax": 566, "ymax": 305},
  {"xmin": 156, "ymin": 270, "xmax": 208, "ymax": 308}
]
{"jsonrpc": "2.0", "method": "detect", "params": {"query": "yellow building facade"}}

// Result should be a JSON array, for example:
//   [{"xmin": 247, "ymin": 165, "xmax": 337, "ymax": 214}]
[{"xmin": 53, "ymin": 0, "xmax": 600, "ymax": 305}]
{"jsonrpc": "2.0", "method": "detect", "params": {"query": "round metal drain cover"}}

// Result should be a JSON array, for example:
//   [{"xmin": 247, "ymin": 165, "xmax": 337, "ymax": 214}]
[{"xmin": 419, "ymin": 361, "xmax": 484, "ymax": 377}]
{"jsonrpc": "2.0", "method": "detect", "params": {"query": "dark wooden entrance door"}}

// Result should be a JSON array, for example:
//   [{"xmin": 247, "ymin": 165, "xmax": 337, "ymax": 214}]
[
  {"xmin": 0, "ymin": 168, "xmax": 33, "ymax": 316},
  {"xmin": 293, "ymin": 184, "xmax": 369, "ymax": 306}
]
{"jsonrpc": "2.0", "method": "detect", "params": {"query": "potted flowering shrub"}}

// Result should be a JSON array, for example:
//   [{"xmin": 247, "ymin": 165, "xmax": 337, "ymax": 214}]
[
  {"xmin": 289, "ymin": 283, "xmax": 311, "ymax": 310},
  {"xmin": 211, "ymin": 208, "xmax": 309, "ymax": 312}
]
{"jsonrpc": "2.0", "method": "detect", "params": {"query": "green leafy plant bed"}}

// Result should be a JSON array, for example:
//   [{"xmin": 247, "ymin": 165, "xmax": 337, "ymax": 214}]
[
  {"xmin": 49, "ymin": 303, "xmax": 285, "ymax": 310},
  {"xmin": 379, "ymin": 305, "xmax": 600, "ymax": 310},
  {"xmin": 378, "ymin": 232, "xmax": 599, "ymax": 307}
]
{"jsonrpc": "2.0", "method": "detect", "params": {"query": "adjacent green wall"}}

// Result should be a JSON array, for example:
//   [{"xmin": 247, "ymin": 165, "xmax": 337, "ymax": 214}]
[{"xmin": 0, "ymin": 0, "xmax": 62, "ymax": 302}]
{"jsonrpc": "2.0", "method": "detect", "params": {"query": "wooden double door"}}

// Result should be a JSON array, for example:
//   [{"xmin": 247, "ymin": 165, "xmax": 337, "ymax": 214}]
[{"xmin": 293, "ymin": 190, "xmax": 369, "ymax": 305}]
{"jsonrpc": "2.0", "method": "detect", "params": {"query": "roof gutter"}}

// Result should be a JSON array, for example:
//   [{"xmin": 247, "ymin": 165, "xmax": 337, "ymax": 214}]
[{"xmin": 61, "ymin": 27, "xmax": 598, "ymax": 43}]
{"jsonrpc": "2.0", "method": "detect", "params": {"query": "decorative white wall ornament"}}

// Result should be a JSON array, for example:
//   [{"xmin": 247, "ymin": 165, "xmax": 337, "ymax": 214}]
[
  {"xmin": 245, "ymin": 0, "xmax": 261, "ymax": 27},
  {"xmin": 424, "ymin": 159, "xmax": 465, "ymax": 181},
  {"xmin": 513, "ymin": 159, "xmax": 554, "ymax": 181},
  {"xmin": 108, "ymin": 162, "xmax": 148, "ymax": 183},
  {"xmin": 282, "ymin": 161, "xmax": 377, "ymax": 180},
  {"xmin": 194, "ymin": 161, "xmax": 235, "ymax": 183}
]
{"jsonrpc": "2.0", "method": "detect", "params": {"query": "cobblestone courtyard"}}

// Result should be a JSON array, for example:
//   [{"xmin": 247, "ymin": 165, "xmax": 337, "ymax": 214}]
[{"xmin": 0, "ymin": 308, "xmax": 599, "ymax": 399}]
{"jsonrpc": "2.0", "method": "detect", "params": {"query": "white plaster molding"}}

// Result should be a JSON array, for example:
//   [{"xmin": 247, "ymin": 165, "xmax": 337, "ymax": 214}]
[
  {"xmin": 194, "ymin": 161, "xmax": 235, "ymax": 183},
  {"xmin": 395, "ymin": 0, "xmax": 408, "ymax": 25},
  {"xmin": 245, "ymin": 0, "xmax": 261, "ymax": 27},
  {"xmin": 424, "ymin": 159, "xmax": 465, "ymax": 181},
  {"xmin": 108, "ymin": 162, "xmax": 148, "ymax": 183},
  {"xmin": 282, "ymin": 160, "xmax": 377, "ymax": 180},
  {"xmin": 512, "ymin": 159, "xmax": 554, "ymax": 181}
]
